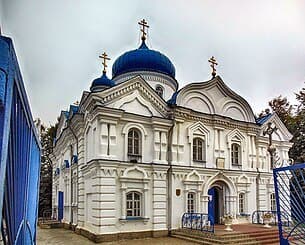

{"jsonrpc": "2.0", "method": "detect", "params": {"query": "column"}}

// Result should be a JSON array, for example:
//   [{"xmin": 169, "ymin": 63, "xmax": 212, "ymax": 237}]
[
  {"xmin": 109, "ymin": 124, "xmax": 117, "ymax": 157},
  {"xmin": 100, "ymin": 122, "xmax": 108, "ymax": 156},
  {"xmin": 201, "ymin": 195, "xmax": 209, "ymax": 213},
  {"xmin": 160, "ymin": 131, "xmax": 167, "ymax": 162},
  {"xmin": 171, "ymin": 124, "xmax": 178, "ymax": 164},
  {"xmin": 196, "ymin": 191, "xmax": 201, "ymax": 213},
  {"xmin": 252, "ymin": 136, "xmax": 257, "ymax": 169},
  {"xmin": 177, "ymin": 123, "xmax": 184, "ymax": 164},
  {"xmin": 121, "ymin": 186, "xmax": 127, "ymax": 219},
  {"xmin": 144, "ymin": 183, "xmax": 149, "ymax": 219},
  {"xmin": 153, "ymin": 131, "xmax": 160, "ymax": 162},
  {"xmin": 152, "ymin": 169, "xmax": 168, "ymax": 231}
]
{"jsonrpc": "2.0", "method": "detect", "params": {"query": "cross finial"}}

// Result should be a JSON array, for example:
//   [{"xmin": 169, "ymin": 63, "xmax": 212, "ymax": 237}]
[
  {"xmin": 138, "ymin": 19, "xmax": 149, "ymax": 41},
  {"xmin": 99, "ymin": 52, "xmax": 110, "ymax": 73},
  {"xmin": 208, "ymin": 56, "xmax": 218, "ymax": 78}
]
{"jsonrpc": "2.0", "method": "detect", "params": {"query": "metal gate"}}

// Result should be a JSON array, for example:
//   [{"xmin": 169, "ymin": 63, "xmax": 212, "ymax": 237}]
[
  {"xmin": 273, "ymin": 163, "xmax": 305, "ymax": 244},
  {"xmin": 0, "ymin": 35, "xmax": 41, "ymax": 244}
]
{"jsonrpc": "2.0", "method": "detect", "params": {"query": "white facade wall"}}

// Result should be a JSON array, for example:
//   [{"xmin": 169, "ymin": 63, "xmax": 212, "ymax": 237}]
[{"xmin": 51, "ymin": 75, "xmax": 292, "ymax": 237}]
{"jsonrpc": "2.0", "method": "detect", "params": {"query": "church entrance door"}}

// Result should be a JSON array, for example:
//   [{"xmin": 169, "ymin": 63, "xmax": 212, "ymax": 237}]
[
  {"xmin": 208, "ymin": 183, "xmax": 225, "ymax": 224},
  {"xmin": 58, "ymin": 191, "xmax": 64, "ymax": 221}
]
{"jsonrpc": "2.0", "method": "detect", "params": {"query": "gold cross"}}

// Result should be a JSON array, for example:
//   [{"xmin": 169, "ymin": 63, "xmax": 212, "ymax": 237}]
[
  {"xmin": 138, "ymin": 19, "xmax": 149, "ymax": 41},
  {"xmin": 99, "ymin": 52, "xmax": 110, "ymax": 73},
  {"xmin": 208, "ymin": 56, "xmax": 218, "ymax": 78}
]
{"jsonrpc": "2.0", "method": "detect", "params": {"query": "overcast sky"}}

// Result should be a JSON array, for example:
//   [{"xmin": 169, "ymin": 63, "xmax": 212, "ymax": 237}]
[{"xmin": 1, "ymin": 0, "xmax": 305, "ymax": 124}]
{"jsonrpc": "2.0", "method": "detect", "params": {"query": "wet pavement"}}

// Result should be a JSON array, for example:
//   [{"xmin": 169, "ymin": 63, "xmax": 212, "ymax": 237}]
[{"xmin": 37, "ymin": 227, "xmax": 195, "ymax": 245}]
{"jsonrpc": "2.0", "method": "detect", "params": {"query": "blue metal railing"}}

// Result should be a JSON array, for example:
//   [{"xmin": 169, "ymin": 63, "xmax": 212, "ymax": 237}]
[
  {"xmin": 181, "ymin": 213, "xmax": 214, "ymax": 233},
  {"xmin": 0, "ymin": 35, "xmax": 41, "ymax": 244},
  {"xmin": 274, "ymin": 163, "xmax": 305, "ymax": 245},
  {"xmin": 252, "ymin": 210, "xmax": 290, "ymax": 227}
]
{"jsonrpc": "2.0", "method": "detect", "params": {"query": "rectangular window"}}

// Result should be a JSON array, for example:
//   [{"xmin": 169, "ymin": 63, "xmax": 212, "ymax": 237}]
[
  {"xmin": 231, "ymin": 143, "xmax": 241, "ymax": 166},
  {"xmin": 126, "ymin": 192, "xmax": 141, "ymax": 217},
  {"xmin": 270, "ymin": 193, "xmax": 276, "ymax": 211},
  {"xmin": 134, "ymin": 138, "xmax": 139, "ymax": 155},
  {"xmin": 193, "ymin": 144, "xmax": 197, "ymax": 160},
  {"xmin": 187, "ymin": 193, "xmax": 195, "ymax": 213},
  {"xmin": 239, "ymin": 193, "xmax": 245, "ymax": 214}
]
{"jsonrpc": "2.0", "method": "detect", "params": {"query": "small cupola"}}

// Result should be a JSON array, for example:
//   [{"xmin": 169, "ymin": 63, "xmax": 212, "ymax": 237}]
[{"xmin": 90, "ymin": 52, "xmax": 114, "ymax": 92}]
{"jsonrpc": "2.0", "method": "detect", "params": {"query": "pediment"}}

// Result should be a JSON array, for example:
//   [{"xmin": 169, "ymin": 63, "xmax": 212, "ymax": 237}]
[
  {"xmin": 176, "ymin": 76, "xmax": 256, "ymax": 123},
  {"xmin": 118, "ymin": 91, "xmax": 154, "ymax": 117},
  {"xmin": 122, "ymin": 166, "xmax": 148, "ymax": 179},
  {"xmin": 95, "ymin": 76, "xmax": 168, "ymax": 117},
  {"xmin": 259, "ymin": 113, "xmax": 292, "ymax": 141},
  {"xmin": 56, "ymin": 111, "xmax": 68, "ymax": 139}
]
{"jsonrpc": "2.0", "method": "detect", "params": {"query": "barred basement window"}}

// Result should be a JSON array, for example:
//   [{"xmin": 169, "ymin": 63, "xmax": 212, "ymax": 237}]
[
  {"xmin": 239, "ymin": 193, "xmax": 245, "ymax": 214},
  {"xmin": 270, "ymin": 193, "xmax": 276, "ymax": 211},
  {"xmin": 187, "ymin": 192, "xmax": 195, "ymax": 213},
  {"xmin": 231, "ymin": 143, "xmax": 241, "ymax": 165},
  {"xmin": 128, "ymin": 129, "xmax": 141, "ymax": 156},
  {"xmin": 193, "ymin": 138, "xmax": 205, "ymax": 161},
  {"xmin": 126, "ymin": 192, "xmax": 141, "ymax": 217}
]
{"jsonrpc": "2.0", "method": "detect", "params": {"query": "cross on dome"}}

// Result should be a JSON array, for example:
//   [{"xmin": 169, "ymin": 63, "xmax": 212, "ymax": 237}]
[
  {"xmin": 99, "ymin": 52, "xmax": 110, "ymax": 73},
  {"xmin": 138, "ymin": 19, "xmax": 149, "ymax": 41},
  {"xmin": 208, "ymin": 56, "xmax": 218, "ymax": 78}
]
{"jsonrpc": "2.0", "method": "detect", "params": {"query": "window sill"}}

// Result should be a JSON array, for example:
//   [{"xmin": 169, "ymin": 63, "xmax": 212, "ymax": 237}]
[
  {"xmin": 237, "ymin": 213, "xmax": 250, "ymax": 217},
  {"xmin": 119, "ymin": 217, "xmax": 149, "ymax": 224},
  {"xmin": 127, "ymin": 154, "xmax": 142, "ymax": 157},
  {"xmin": 193, "ymin": 160, "xmax": 206, "ymax": 164}
]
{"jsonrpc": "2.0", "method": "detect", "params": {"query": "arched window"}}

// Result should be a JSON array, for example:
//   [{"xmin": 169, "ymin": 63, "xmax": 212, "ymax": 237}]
[
  {"xmin": 126, "ymin": 192, "xmax": 141, "ymax": 217},
  {"xmin": 128, "ymin": 129, "xmax": 141, "ymax": 156},
  {"xmin": 270, "ymin": 193, "xmax": 276, "ymax": 211},
  {"xmin": 239, "ymin": 193, "xmax": 245, "ymax": 214},
  {"xmin": 187, "ymin": 192, "xmax": 195, "ymax": 213},
  {"xmin": 231, "ymin": 143, "xmax": 241, "ymax": 165},
  {"xmin": 155, "ymin": 85, "xmax": 164, "ymax": 98},
  {"xmin": 193, "ymin": 138, "xmax": 205, "ymax": 161}
]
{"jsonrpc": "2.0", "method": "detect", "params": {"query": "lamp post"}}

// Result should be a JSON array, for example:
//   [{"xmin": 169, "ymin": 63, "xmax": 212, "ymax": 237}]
[{"xmin": 263, "ymin": 122, "xmax": 277, "ymax": 169}]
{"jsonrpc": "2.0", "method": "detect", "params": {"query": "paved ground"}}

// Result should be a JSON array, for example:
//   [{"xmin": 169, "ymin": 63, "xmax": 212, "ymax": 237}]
[{"xmin": 37, "ymin": 227, "xmax": 195, "ymax": 245}]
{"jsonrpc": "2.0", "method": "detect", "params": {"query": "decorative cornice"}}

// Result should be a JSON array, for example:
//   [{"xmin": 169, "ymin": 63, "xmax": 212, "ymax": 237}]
[
  {"xmin": 174, "ymin": 107, "xmax": 260, "ymax": 134},
  {"xmin": 113, "ymin": 71, "xmax": 178, "ymax": 91}
]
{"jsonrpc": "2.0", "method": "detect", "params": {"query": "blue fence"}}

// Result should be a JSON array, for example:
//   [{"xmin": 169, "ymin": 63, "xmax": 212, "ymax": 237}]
[
  {"xmin": 0, "ymin": 35, "xmax": 41, "ymax": 244},
  {"xmin": 181, "ymin": 213, "xmax": 214, "ymax": 233},
  {"xmin": 273, "ymin": 163, "xmax": 305, "ymax": 245},
  {"xmin": 252, "ymin": 210, "xmax": 290, "ymax": 227}
]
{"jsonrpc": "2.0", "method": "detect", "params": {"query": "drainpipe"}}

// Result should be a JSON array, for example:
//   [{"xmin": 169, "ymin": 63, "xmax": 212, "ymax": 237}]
[
  {"xmin": 67, "ymin": 119, "xmax": 79, "ymax": 228},
  {"xmin": 167, "ymin": 113, "xmax": 175, "ymax": 236}
]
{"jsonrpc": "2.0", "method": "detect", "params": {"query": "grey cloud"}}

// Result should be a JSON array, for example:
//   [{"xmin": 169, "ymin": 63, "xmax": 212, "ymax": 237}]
[{"xmin": 2, "ymin": 0, "xmax": 305, "ymax": 123}]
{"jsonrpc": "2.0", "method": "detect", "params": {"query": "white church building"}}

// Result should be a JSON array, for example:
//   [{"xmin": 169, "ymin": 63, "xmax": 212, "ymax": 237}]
[{"xmin": 51, "ymin": 20, "xmax": 292, "ymax": 242}]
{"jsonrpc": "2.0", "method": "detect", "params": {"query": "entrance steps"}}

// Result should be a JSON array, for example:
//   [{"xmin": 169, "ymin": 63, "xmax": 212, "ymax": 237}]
[
  {"xmin": 171, "ymin": 229, "xmax": 260, "ymax": 245},
  {"xmin": 38, "ymin": 219, "xmax": 63, "ymax": 229},
  {"xmin": 242, "ymin": 229, "xmax": 280, "ymax": 244}
]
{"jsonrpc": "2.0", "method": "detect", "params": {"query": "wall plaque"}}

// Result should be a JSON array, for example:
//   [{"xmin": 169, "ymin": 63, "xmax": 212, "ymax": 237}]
[{"xmin": 216, "ymin": 157, "xmax": 225, "ymax": 169}]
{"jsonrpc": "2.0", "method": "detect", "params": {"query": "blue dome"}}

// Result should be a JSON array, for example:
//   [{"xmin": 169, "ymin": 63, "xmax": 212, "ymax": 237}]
[
  {"xmin": 90, "ymin": 72, "xmax": 115, "ymax": 92},
  {"xmin": 112, "ymin": 41, "xmax": 175, "ymax": 79}
]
